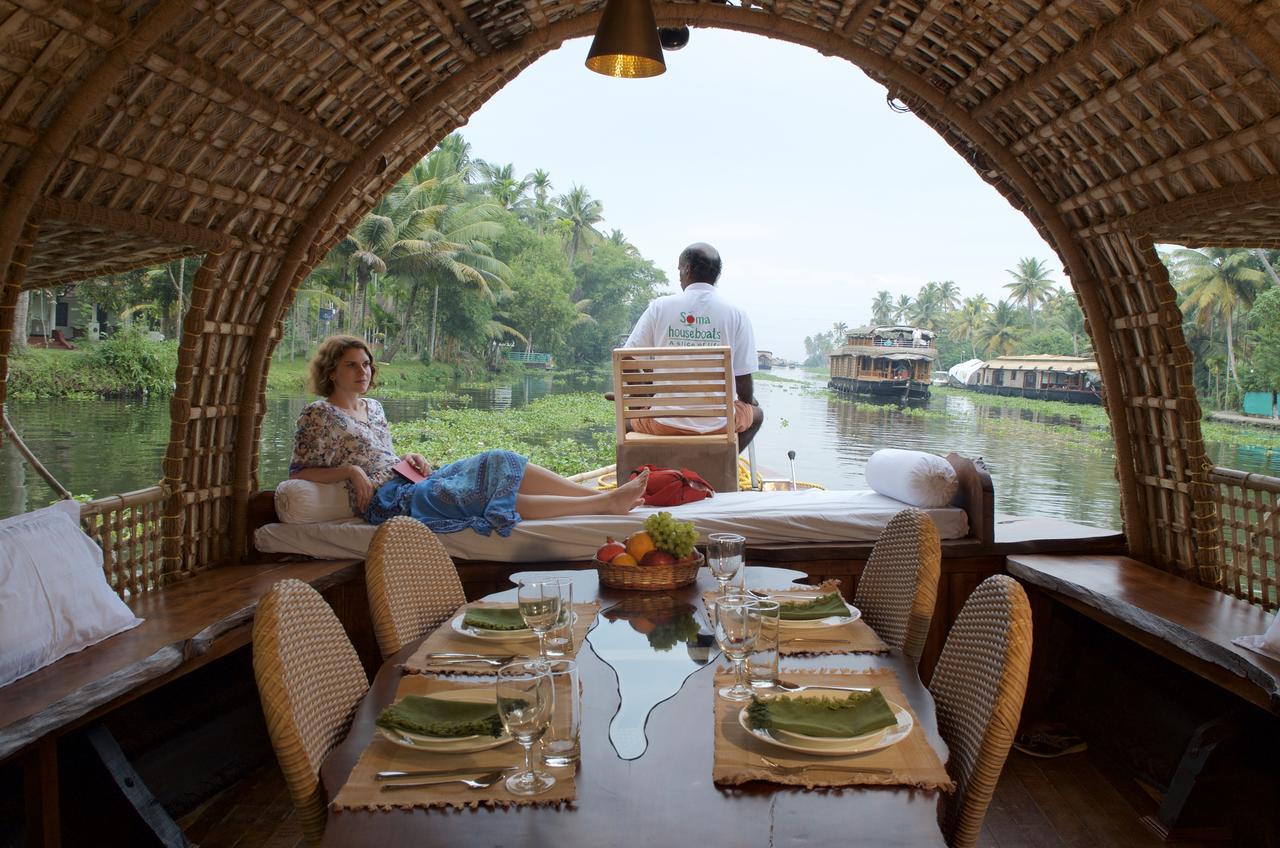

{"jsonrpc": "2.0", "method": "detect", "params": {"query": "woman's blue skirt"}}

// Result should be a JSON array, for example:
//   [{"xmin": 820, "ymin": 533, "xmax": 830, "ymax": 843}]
[{"xmin": 365, "ymin": 450, "xmax": 528, "ymax": 536}]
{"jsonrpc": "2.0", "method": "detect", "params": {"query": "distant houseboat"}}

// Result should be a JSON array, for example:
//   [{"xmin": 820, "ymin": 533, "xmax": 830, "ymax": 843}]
[
  {"xmin": 969, "ymin": 354, "xmax": 1102, "ymax": 404},
  {"xmin": 828, "ymin": 326, "xmax": 936, "ymax": 400},
  {"xmin": 757, "ymin": 350, "xmax": 773, "ymax": 370}
]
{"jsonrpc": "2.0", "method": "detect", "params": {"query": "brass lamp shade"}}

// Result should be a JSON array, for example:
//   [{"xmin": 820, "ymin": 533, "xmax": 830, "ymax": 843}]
[{"xmin": 585, "ymin": 0, "xmax": 666, "ymax": 78}]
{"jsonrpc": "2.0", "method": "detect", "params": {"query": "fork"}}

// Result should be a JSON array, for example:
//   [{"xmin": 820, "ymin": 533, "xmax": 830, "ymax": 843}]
[
  {"xmin": 759, "ymin": 755, "xmax": 892, "ymax": 775},
  {"xmin": 379, "ymin": 769, "xmax": 509, "ymax": 791},
  {"xmin": 765, "ymin": 680, "xmax": 873, "ymax": 695}
]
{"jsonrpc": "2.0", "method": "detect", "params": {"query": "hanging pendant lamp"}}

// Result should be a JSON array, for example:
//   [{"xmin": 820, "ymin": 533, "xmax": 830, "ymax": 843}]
[{"xmin": 585, "ymin": 0, "xmax": 666, "ymax": 78}]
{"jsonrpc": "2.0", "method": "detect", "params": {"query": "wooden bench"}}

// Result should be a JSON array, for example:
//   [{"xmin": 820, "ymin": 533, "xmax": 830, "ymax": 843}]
[
  {"xmin": 1008, "ymin": 554, "xmax": 1280, "ymax": 839},
  {"xmin": 0, "ymin": 558, "xmax": 369, "ymax": 847}
]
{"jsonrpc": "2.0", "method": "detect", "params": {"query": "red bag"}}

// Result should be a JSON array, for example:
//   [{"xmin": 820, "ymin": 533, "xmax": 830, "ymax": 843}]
[{"xmin": 628, "ymin": 464, "xmax": 714, "ymax": 506}]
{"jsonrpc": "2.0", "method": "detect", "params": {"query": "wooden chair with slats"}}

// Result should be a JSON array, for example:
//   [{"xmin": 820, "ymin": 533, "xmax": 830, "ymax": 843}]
[
  {"xmin": 365, "ymin": 515, "xmax": 466, "ymax": 659},
  {"xmin": 854, "ymin": 508, "xmax": 942, "ymax": 666},
  {"xmin": 613, "ymin": 346, "xmax": 739, "ymax": 492},
  {"xmin": 252, "ymin": 579, "xmax": 369, "ymax": 845},
  {"xmin": 929, "ymin": 574, "xmax": 1033, "ymax": 848}
]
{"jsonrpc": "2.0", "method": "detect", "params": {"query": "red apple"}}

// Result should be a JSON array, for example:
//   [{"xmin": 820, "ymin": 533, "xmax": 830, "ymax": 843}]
[
  {"xmin": 596, "ymin": 537, "xmax": 626, "ymax": 563},
  {"xmin": 641, "ymin": 549, "xmax": 676, "ymax": 567}
]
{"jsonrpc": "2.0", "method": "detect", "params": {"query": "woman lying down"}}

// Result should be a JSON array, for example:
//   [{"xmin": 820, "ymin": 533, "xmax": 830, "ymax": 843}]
[{"xmin": 289, "ymin": 335, "xmax": 649, "ymax": 537}]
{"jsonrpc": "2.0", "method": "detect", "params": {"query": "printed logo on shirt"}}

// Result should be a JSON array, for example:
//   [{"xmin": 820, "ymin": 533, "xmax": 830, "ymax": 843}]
[
  {"xmin": 680, "ymin": 312, "xmax": 710, "ymax": 326},
  {"xmin": 667, "ymin": 320, "xmax": 722, "ymax": 343}
]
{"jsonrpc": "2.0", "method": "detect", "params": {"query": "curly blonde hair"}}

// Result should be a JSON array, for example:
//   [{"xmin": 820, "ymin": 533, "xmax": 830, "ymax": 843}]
[{"xmin": 308, "ymin": 335, "xmax": 378, "ymax": 397}]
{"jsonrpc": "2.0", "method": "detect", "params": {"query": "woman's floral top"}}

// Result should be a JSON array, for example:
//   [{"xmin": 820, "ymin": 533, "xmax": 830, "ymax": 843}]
[{"xmin": 289, "ymin": 399, "xmax": 399, "ymax": 512}]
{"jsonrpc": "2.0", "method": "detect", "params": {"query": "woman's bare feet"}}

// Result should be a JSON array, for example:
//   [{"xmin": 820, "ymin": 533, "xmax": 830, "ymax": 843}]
[{"xmin": 607, "ymin": 469, "xmax": 649, "ymax": 514}]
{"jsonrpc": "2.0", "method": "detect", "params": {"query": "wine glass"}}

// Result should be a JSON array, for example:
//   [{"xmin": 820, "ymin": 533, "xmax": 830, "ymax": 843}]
[
  {"xmin": 707, "ymin": 532, "xmax": 746, "ymax": 594},
  {"xmin": 518, "ymin": 578, "xmax": 563, "ymax": 659},
  {"xmin": 496, "ymin": 660, "xmax": 556, "ymax": 796},
  {"xmin": 715, "ymin": 594, "xmax": 761, "ymax": 701}
]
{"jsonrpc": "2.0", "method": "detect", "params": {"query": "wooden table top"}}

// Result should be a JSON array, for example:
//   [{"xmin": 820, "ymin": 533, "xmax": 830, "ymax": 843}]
[{"xmin": 319, "ymin": 567, "xmax": 949, "ymax": 846}]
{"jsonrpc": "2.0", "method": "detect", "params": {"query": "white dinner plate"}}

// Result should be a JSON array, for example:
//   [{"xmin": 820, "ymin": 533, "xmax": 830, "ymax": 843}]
[
  {"xmin": 765, "ymin": 592, "xmax": 861, "ymax": 630},
  {"xmin": 737, "ymin": 688, "xmax": 914, "ymax": 757},
  {"xmin": 378, "ymin": 689, "xmax": 513, "ymax": 753},
  {"xmin": 450, "ymin": 609, "xmax": 577, "ymax": 641}
]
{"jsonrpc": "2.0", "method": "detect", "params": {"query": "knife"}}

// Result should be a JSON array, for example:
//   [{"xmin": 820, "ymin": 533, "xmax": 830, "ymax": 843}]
[{"xmin": 375, "ymin": 765, "xmax": 518, "ymax": 781}]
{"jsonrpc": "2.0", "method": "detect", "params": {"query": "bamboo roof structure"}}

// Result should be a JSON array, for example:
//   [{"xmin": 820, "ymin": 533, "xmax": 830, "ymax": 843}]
[{"xmin": 1, "ymin": 0, "xmax": 1277, "ymax": 587}]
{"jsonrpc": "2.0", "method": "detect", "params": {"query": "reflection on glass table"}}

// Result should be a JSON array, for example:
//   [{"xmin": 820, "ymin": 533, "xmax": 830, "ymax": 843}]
[{"xmin": 591, "ymin": 594, "xmax": 720, "ymax": 759}]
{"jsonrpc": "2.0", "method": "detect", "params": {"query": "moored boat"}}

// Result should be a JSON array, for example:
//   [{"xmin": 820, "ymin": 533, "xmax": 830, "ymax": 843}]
[
  {"xmin": 967, "ymin": 354, "xmax": 1102, "ymax": 405},
  {"xmin": 828, "ymin": 326, "xmax": 935, "ymax": 400}
]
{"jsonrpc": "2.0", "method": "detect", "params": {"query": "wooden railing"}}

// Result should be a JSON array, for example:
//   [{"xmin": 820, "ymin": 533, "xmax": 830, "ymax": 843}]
[
  {"xmin": 1209, "ymin": 467, "xmax": 1279, "ymax": 611},
  {"xmin": 79, "ymin": 485, "xmax": 173, "ymax": 599}
]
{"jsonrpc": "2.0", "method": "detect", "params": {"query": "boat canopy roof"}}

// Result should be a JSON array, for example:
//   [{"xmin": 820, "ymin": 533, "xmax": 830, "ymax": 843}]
[
  {"xmin": 982, "ymin": 354, "xmax": 1099, "ymax": 373},
  {"xmin": 882, "ymin": 352, "xmax": 935, "ymax": 362},
  {"xmin": 865, "ymin": 325, "xmax": 936, "ymax": 339}
]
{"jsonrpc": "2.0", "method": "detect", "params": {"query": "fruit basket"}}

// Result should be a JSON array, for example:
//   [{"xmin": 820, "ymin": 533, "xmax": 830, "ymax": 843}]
[
  {"xmin": 593, "ymin": 511, "xmax": 703, "ymax": 591},
  {"xmin": 595, "ymin": 550, "xmax": 703, "ymax": 591}
]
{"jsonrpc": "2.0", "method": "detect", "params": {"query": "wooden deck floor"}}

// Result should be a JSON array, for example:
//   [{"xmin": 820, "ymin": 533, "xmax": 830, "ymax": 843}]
[{"xmin": 180, "ymin": 747, "xmax": 1197, "ymax": 848}]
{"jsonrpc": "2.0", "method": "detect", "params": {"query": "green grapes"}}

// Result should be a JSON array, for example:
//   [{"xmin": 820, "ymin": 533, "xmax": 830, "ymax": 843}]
[{"xmin": 643, "ymin": 511, "xmax": 699, "ymax": 558}]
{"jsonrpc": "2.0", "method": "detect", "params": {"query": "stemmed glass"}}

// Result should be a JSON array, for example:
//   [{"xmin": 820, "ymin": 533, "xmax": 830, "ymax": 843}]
[
  {"xmin": 496, "ymin": 660, "xmax": 556, "ymax": 796},
  {"xmin": 518, "ymin": 578, "xmax": 563, "ymax": 659},
  {"xmin": 714, "ymin": 594, "xmax": 762, "ymax": 701},
  {"xmin": 707, "ymin": 532, "xmax": 746, "ymax": 594}
]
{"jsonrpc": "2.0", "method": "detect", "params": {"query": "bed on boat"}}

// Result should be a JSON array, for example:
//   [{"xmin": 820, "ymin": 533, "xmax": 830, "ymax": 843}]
[{"xmin": 249, "ymin": 452, "xmax": 995, "ymax": 563}]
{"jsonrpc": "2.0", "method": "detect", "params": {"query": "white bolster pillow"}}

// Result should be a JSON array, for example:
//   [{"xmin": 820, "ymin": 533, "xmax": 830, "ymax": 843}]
[
  {"xmin": 275, "ymin": 478, "xmax": 357, "ymax": 523},
  {"xmin": 864, "ymin": 449, "xmax": 958, "ymax": 508}
]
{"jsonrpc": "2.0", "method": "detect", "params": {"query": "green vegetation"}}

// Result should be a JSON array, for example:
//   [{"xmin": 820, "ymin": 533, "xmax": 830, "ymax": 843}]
[
  {"xmin": 388, "ymin": 393, "xmax": 615, "ymax": 476},
  {"xmin": 7, "ymin": 330, "xmax": 177, "ymax": 399}
]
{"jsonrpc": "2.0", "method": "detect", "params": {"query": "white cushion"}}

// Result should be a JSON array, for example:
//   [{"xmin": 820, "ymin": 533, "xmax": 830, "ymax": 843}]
[
  {"xmin": 864, "ymin": 449, "xmax": 959, "ymax": 508},
  {"xmin": 275, "ymin": 478, "xmax": 356, "ymax": 524},
  {"xmin": 0, "ymin": 500, "xmax": 143, "ymax": 687}
]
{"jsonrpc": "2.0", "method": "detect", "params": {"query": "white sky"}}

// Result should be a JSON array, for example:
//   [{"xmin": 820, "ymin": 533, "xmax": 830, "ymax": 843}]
[{"xmin": 461, "ymin": 29, "xmax": 1062, "ymax": 360}]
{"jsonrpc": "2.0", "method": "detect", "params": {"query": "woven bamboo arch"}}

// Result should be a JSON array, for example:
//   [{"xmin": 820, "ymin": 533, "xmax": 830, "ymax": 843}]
[{"xmin": 3, "ymin": 0, "xmax": 1278, "ymax": 584}]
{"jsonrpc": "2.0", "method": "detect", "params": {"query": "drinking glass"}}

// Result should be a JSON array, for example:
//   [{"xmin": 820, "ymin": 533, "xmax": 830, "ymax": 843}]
[
  {"xmin": 542, "ymin": 577, "xmax": 575, "ymax": 658},
  {"xmin": 715, "ymin": 594, "xmax": 761, "ymax": 701},
  {"xmin": 707, "ymin": 532, "xmax": 746, "ymax": 594},
  {"xmin": 746, "ymin": 598, "xmax": 781, "ymax": 690},
  {"xmin": 518, "ymin": 578, "xmax": 563, "ymax": 659},
  {"xmin": 541, "ymin": 659, "xmax": 581, "ymax": 767},
  {"xmin": 496, "ymin": 660, "xmax": 556, "ymax": 795}
]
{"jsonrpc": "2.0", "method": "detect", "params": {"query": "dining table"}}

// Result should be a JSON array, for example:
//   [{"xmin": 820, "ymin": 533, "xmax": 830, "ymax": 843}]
[{"xmin": 319, "ymin": 566, "xmax": 951, "ymax": 846}]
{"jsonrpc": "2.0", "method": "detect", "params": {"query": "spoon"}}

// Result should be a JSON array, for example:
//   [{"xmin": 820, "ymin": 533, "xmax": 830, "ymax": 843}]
[
  {"xmin": 766, "ymin": 681, "xmax": 873, "ymax": 694},
  {"xmin": 379, "ymin": 770, "xmax": 509, "ymax": 791}
]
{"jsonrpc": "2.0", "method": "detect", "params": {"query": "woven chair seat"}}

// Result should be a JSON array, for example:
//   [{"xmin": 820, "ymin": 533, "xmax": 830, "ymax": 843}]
[
  {"xmin": 365, "ymin": 516, "xmax": 467, "ymax": 659},
  {"xmin": 252, "ymin": 579, "xmax": 368, "ymax": 845},
  {"xmin": 853, "ymin": 508, "xmax": 942, "ymax": 665},
  {"xmin": 929, "ymin": 574, "xmax": 1032, "ymax": 848}
]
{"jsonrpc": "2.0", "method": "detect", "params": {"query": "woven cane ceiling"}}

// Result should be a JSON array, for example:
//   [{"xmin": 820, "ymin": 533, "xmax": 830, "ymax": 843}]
[{"xmin": 4, "ymin": 0, "xmax": 1280, "ymax": 290}]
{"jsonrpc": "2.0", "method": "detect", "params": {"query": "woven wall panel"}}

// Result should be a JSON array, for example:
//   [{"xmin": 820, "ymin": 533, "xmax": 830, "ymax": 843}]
[{"xmin": 0, "ymin": 0, "xmax": 1274, "ymax": 585}]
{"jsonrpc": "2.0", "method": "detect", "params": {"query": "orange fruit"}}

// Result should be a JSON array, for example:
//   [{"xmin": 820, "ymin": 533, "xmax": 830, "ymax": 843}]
[
  {"xmin": 625, "ymin": 531, "xmax": 656, "ymax": 562},
  {"xmin": 610, "ymin": 553, "xmax": 639, "ymax": 567}
]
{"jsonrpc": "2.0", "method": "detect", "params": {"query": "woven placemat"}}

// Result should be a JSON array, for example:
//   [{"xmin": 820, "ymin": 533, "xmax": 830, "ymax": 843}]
[
  {"xmin": 702, "ymin": 586, "xmax": 888, "ymax": 655},
  {"xmin": 711, "ymin": 668, "xmax": 953, "ymax": 791},
  {"xmin": 401, "ymin": 601, "xmax": 600, "ymax": 674},
  {"xmin": 330, "ymin": 674, "xmax": 575, "ymax": 810}
]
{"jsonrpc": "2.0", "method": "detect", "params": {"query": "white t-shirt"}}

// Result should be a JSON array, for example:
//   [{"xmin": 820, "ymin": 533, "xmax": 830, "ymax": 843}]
[{"xmin": 622, "ymin": 282, "xmax": 757, "ymax": 433}]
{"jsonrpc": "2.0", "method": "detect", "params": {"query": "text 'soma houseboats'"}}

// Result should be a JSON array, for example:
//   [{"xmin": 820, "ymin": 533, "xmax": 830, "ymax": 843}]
[
  {"xmin": 959, "ymin": 354, "xmax": 1103, "ymax": 405},
  {"xmin": 828, "ymin": 326, "xmax": 936, "ymax": 400}
]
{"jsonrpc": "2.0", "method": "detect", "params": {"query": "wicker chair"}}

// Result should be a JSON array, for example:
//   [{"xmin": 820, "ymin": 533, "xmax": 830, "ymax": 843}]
[
  {"xmin": 365, "ymin": 515, "xmax": 466, "ymax": 659},
  {"xmin": 928, "ymin": 574, "xmax": 1033, "ymax": 848},
  {"xmin": 853, "ymin": 508, "xmax": 942, "ymax": 665},
  {"xmin": 252, "ymin": 579, "xmax": 369, "ymax": 845}
]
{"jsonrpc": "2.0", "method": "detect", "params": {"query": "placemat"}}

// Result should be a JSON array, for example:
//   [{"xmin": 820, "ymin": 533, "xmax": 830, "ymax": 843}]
[
  {"xmin": 402, "ymin": 601, "xmax": 600, "ymax": 674},
  {"xmin": 702, "ymin": 586, "xmax": 888, "ymax": 655},
  {"xmin": 712, "ymin": 668, "xmax": 953, "ymax": 790},
  {"xmin": 330, "ymin": 674, "xmax": 576, "ymax": 810}
]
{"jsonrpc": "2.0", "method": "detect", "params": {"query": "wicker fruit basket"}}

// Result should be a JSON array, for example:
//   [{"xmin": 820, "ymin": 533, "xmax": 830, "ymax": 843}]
[{"xmin": 596, "ymin": 550, "xmax": 703, "ymax": 591}]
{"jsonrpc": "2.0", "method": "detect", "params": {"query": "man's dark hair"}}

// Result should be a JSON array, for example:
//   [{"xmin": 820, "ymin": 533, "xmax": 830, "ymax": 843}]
[{"xmin": 679, "ymin": 243, "xmax": 722, "ymax": 283}]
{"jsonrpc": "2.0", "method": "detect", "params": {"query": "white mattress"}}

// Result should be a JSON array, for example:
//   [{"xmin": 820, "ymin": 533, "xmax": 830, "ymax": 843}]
[{"xmin": 253, "ymin": 489, "xmax": 969, "ymax": 563}]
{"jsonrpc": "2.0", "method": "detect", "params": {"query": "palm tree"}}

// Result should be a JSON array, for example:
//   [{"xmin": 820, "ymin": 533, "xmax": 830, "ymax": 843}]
[
  {"xmin": 1004, "ymin": 257, "xmax": 1056, "ymax": 326},
  {"xmin": 556, "ymin": 185, "xmax": 604, "ymax": 267},
  {"xmin": 476, "ymin": 161, "xmax": 530, "ymax": 210},
  {"xmin": 1174, "ymin": 247, "xmax": 1265, "ymax": 388},
  {"xmin": 521, "ymin": 168, "xmax": 554, "ymax": 235},
  {"xmin": 909, "ymin": 283, "xmax": 943, "ymax": 330},
  {"xmin": 980, "ymin": 300, "xmax": 1024, "ymax": 356},
  {"xmin": 832, "ymin": 321, "xmax": 849, "ymax": 343},
  {"xmin": 893, "ymin": 294, "xmax": 913, "ymax": 324},
  {"xmin": 936, "ymin": 280, "xmax": 961, "ymax": 313},
  {"xmin": 870, "ymin": 291, "xmax": 895, "ymax": 325},
  {"xmin": 949, "ymin": 295, "xmax": 991, "ymax": 358}
]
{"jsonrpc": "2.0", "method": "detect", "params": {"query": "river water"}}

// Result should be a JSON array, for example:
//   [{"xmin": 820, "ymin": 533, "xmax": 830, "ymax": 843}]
[{"xmin": 4, "ymin": 367, "xmax": 1277, "ymax": 529}]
